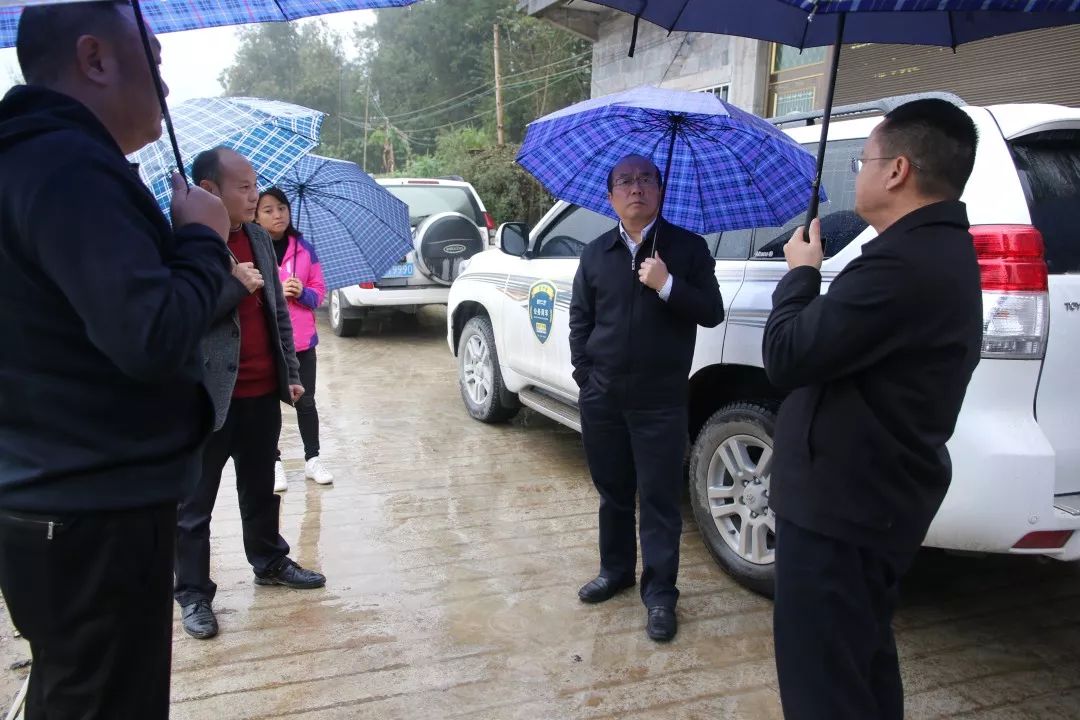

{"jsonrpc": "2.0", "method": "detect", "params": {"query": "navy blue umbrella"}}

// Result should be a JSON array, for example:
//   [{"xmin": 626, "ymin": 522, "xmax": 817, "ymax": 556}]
[
  {"xmin": 584, "ymin": 0, "xmax": 1080, "ymax": 221},
  {"xmin": 275, "ymin": 155, "xmax": 412, "ymax": 290}
]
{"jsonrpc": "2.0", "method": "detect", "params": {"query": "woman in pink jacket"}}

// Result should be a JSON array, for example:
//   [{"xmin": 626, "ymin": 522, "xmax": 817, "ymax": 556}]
[{"xmin": 257, "ymin": 188, "xmax": 334, "ymax": 490}]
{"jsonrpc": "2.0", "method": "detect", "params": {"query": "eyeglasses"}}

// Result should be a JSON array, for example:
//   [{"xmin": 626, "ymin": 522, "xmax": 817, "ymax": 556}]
[
  {"xmin": 613, "ymin": 175, "xmax": 659, "ymax": 189},
  {"xmin": 851, "ymin": 156, "xmax": 922, "ymax": 174}
]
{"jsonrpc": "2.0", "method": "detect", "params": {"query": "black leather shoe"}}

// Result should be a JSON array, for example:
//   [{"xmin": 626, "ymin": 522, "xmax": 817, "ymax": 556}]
[
  {"xmin": 254, "ymin": 558, "xmax": 326, "ymax": 589},
  {"xmin": 646, "ymin": 606, "xmax": 677, "ymax": 642},
  {"xmin": 181, "ymin": 600, "xmax": 218, "ymax": 640},
  {"xmin": 578, "ymin": 575, "xmax": 635, "ymax": 603}
]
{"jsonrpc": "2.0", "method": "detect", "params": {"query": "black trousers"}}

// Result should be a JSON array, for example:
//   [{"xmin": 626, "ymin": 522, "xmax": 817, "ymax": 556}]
[
  {"xmin": 176, "ymin": 393, "xmax": 290, "ymax": 607},
  {"xmin": 278, "ymin": 348, "xmax": 320, "ymax": 462},
  {"xmin": 0, "ymin": 504, "xmax": 176, "ymax": 720},
  {"xmin": 579, "ymin": 382, "xmax": 687, "ymax": 609},
  {"xmin": 773, "ymin": 517, "xmax": 917, "ymax": 720}
]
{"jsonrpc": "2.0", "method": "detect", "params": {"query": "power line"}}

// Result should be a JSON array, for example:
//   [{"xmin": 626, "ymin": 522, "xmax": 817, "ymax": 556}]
[
  {"xmin": 396, "ymin": 80, "xmax": 560, "ymax": 134},
  {"xmin": 342, "ymin": 63, "xmax": 588, "ymax": 133},
  {"xmin": 362, "ymin": 33, "xmax": 678, "ymax": 128},
  {"xmin": 396, "ymin": 64, "xmax": 588, "ymax": 126},
  {"xmin": 377, "ymin": 46, "xmax": 594, "ymax": 122}
]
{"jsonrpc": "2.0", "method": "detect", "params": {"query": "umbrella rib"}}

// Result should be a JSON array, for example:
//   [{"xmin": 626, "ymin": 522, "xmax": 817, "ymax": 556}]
[
  {"xmin": 681, "ymin": 135, "xmax": 716, "ymax": 232},
  {"xmin": 304, "ymin": 190, "xmax": 408, "ymax": 246},
  {"xmin": 293, "ymin": 187, "xmax": 408, "ymax": 231},
  {"xmin": 543, "ymin": 117, "xmax": 640, "ymax": 199},
  {"xmin": 300, "ymin": 194, "xmax": 378, "ymax": 275}
]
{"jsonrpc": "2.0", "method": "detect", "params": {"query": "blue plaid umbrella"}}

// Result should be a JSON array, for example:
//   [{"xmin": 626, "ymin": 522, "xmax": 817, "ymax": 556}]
[
  {"xmin": 275, "ymin": 154, "xmax": 412, "ymax": 290},
  {"xmin": 0, "ymin": 0, "xmax": 421, "ymax": 191},
  {"xmin": 583, "ymin": 0, "xmax": 1080, "ymax": 221},
  {"xmin": 517, "ymin": 86, "xmax": 822, "ymax": 236},
  {"xmin": 129, "ymin": 96, "xmax": 324, "ymax": 213},
  {"xmin": 0, "ymin": 1, "xmax": 420, "ymax": 48}
]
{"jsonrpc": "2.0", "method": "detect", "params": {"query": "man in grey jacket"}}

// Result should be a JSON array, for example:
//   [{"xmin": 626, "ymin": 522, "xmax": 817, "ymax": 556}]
[{"xmin": 175, "ymin": 147, "xmax": 327, "ymax": 640}]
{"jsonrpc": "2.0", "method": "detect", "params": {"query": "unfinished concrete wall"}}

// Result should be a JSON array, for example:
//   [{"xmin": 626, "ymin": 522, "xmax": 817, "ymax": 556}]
[{"xmin": 589, "ymin": 13, "xmax": 768, "ymax": 114}]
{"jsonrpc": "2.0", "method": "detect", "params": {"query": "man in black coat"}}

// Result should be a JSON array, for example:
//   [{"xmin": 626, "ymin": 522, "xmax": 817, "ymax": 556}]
[
  {"xmin": 0, "ymin": 3, "xmax": 233, "ymax": 717},
  {"xmin": 570, "ymin": 154, "xmax": 725, "ymax": 642},
  {"xmin": 175, "ymin": 148, "xmax": 326, "ymax": 642},
  {"xmin": 763, "ymin": 99, "xmax": 985, "ymax": 719}
]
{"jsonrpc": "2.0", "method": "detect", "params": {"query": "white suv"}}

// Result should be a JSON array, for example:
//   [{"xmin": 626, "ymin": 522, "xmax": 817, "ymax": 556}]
[
  {"xmin": 329, "ymin": 177, "xmax": 495, "ymax": 336},
  {"xmin": 447, "ymin": 93, "xmax": 1080, "ymax": 595}
]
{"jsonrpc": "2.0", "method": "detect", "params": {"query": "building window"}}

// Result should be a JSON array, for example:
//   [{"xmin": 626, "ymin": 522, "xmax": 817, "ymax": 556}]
[
  {"xmin": 773, "ymin": 89, "xmax": 815, "ymax": 116},
  {"xmin": 772, "ymin": 45, "xmax": 827, "ymax": 72},
  {"xmin": 697, "ymin": 84, "xmax": 730, "ymax": 102},
  {"xmin": 766, "ymin": 41, "xmax": 829, "ymax": 117}
]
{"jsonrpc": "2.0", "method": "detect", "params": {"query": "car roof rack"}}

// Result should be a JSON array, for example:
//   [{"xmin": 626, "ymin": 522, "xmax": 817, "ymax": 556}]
[{"xmin": 769, "ymin": 91, "xmax": 967, "ymax": 127}]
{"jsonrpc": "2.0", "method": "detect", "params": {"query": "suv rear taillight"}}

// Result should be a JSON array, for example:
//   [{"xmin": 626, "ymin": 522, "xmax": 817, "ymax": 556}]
[
  {"xmin": 973, "ymin": 225, "xmax": 1049, "ymax": 360},
  {"xmin": 483, "ymin": 212, "xmax": 496, "ymax": 232}
]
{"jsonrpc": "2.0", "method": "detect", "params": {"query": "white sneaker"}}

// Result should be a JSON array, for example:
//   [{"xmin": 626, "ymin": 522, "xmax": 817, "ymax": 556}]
[
  {"xmin": 305, "ymin": 457, "xmax": 334, "ymax": 485},
  {"xmin": 274, "ymin": 460, "xmax": 288, "ymax": 493}
]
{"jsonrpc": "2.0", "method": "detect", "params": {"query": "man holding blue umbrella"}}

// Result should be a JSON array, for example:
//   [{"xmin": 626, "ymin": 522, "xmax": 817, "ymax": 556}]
[
  {"xmin": 570, "ymin": 154, "xmax": 725, "ymax": 642},
  {"xmin": 764, "ymin": 99, "xmax": 984, "ymax": 720},
  {"xmin": 0, "ymin": 2, "xmax": 233, "ymax": 717}
]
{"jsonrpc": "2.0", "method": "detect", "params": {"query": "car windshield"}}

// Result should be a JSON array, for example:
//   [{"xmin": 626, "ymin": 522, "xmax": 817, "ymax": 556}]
[{"xmin": 385, "ymin": 185, "xmax": 485, "ymax": 228}]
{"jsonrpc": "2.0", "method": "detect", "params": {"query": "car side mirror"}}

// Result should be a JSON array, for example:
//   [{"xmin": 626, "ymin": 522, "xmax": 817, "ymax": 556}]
[{"xmin": 497, "ymin": 222, "xmax": 530, "ymax": 257}]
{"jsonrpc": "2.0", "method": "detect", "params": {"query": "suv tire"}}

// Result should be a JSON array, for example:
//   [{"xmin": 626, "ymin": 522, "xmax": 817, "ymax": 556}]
[
  {"xmin": 689, "ymin": 401, "xmax": 778, "ymax": 597},
  {"xmin": 457, "ymin": 315, "xmax": 519, "ymax": 423},
  {"xmin": 329, "ymin": 290, "xmax": 361, "ymax": 338}
]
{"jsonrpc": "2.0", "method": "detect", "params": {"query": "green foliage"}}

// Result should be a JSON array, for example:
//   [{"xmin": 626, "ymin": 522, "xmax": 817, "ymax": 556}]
[
  {"xmin": 221, "ymin": 22, "xmax": 360, "ymax": 152},
  {"xmin": 395, "ymin": 128, "xmax": 553, "ymax": 227},
  {"xmin": 356, "ymin": 0, "xmax": 589, "ymax": 147},
  {"xmin": 217, "ymin": 0, "xmax": 586, "ymax": 223}
]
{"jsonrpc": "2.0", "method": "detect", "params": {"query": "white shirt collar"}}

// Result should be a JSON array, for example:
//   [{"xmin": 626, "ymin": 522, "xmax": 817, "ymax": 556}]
[{"xmin": 618, "ymin": 216, "xmax": 658, "ymax": 246}]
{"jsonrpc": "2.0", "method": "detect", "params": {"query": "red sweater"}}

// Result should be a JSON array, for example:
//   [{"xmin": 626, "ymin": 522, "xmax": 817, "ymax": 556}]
[{"xmin": 228, "ymin": 228, "xmax": 277, "ymax": 399}]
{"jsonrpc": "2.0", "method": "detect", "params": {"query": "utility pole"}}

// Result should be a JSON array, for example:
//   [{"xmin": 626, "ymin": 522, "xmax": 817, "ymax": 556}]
[
  {"xmin": 337, "ymin": 62, "xmax": 344, "ymax": 147},
  {"xmin": 493, "ymin": 23, "xmax": 505, "ymax": 146},
  {"xmin": 362, "ymin": 81, "xmax": 371, "ymax": 172},
  {"xmin": 383, "ymin": 118, "xmax": 396, "ymax": 174}
]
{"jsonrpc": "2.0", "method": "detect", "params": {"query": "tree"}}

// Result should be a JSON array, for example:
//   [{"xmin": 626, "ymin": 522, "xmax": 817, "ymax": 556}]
[
  {"xmin": 355, "ymin": 0, "xmax": 590, "ymax": 149},
  {"xmin": 216, "ymin": 1, "xmax": 590, "ymax": 197},
  {"xmin": 397, "ymin": 128, "xmax": 553, "ymax": 227},
  {"xmin": 220, "ymin": 21, "xmax": 364, "ymax": 157}
]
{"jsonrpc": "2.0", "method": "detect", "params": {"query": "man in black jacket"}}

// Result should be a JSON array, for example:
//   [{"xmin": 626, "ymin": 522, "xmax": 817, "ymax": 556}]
[
  {"xmin": 570, "ymin": 154, "xmax": 725, "ymax": 642},
  {"xmin": 763, "ymin": 99, "xmax": 984, "ymax": 719},
  {"xmin": 175, "ymin": 147, "xmax": 326, "ymax": 642},
  {"xmin": 0, "ymin": 3, "xmax": 233, "ymax": 718}
]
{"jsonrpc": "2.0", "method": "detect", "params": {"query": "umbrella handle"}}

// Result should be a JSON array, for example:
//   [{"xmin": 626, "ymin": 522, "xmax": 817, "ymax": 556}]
[{"xmin": 131, "ymin": 0, "xmax": 186, "ymax": 187}]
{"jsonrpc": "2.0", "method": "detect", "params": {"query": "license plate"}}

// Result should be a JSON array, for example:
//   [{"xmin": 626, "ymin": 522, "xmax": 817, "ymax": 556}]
[{"xmin": 382, "ymin": 263, "xmax": 414, "ymax": 279}]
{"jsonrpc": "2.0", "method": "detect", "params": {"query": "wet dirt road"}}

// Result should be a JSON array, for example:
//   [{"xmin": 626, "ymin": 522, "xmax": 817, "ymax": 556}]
[{"xmin": 2, "ymin": 307, "xmax": 1080, "ymax": 719}]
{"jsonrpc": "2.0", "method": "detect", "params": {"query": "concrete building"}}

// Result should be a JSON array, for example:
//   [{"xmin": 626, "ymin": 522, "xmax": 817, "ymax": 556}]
[{"xmin": 521, "ymin": 1, "xmax": 1080, "ymax": 115}]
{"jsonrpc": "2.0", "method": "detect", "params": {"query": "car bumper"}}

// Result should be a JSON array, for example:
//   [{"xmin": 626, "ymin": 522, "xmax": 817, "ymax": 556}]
[
  {"xmin": 926, "ymin": 359, "xmax": 1080, "ymax": 562},
  {"xmin": 338, "ymin": 285, "xmax": 450, "ymax": 311}
]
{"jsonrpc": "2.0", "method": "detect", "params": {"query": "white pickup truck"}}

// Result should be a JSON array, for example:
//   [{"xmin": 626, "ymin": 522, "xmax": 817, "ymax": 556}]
[{"xmin": 447, "ymin": 93, "xmax": 1080, "ymax": 595}]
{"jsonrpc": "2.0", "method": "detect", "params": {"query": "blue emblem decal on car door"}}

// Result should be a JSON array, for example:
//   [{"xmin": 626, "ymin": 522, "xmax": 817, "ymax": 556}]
[{"xmin": 529, "ymin": 281, "xmax": 557, "ymax": 344}]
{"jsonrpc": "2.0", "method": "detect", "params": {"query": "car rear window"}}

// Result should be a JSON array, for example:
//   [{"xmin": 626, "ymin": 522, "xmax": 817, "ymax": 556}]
[
  {"xmin": 1009, "ymin": 129, "xmax": 1080, "ymax": 274},
  {"xmin": 751, "ymin": 138, "xmax": 868, "ymax": 260},
  {"xmin": 385, "ymin": 185, "xmax": 485, "ymax": 228}
]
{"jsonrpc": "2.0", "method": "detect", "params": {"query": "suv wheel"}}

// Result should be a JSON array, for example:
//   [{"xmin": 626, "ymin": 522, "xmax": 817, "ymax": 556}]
[
  {"xmin": 457, "ymin": 316, "xmax": 518, "ymax": 423},
  {"xmin": 329, "ymin": 290, "xmax": 361, "ymax": 337},
  {"xmin": 689, "ymin": 401, "xmax": 778, "ymax": 597}
]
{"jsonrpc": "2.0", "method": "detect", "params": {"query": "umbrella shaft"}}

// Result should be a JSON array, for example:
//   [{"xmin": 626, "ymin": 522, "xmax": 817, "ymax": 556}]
[
  {"xmin": 806, "ymin": 12, "xmax": 846, "ymax": 228},
  {"xmin": 131, "ymin": 0, "xmax": 186, "ymax": 185},
  {"xmin": 654, "ymin": 120, "xmax": 681, "ymax": 259}
]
